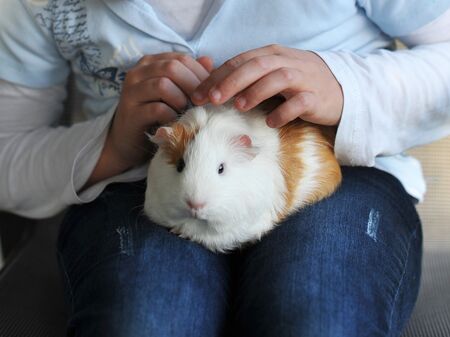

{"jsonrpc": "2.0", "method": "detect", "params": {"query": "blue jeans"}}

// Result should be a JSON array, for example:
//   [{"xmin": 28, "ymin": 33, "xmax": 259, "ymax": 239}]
[{"xmin": 57, "ymin": 167, "xmax": 422, "ymax": 337}]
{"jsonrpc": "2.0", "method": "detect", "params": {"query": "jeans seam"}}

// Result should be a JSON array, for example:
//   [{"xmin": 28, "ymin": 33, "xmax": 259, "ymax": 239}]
[{"xmin": 387, "ymin": 228, "xmax": 417, "ymax": 336}]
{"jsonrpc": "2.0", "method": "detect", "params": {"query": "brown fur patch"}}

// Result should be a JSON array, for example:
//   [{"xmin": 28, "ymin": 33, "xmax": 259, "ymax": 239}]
[
  {"xmin": 161, "ymin": 122, "xmax": 198, "ymax": 165},
  {"xmin": 277, "ymin": 119, "xmax": 342, "ymax": 220}
]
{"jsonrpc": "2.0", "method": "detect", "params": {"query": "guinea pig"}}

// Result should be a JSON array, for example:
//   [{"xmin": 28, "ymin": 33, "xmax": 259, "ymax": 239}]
[{"xmin": 144, "ymin": 101, "xmax": 342, "ymax": 252}]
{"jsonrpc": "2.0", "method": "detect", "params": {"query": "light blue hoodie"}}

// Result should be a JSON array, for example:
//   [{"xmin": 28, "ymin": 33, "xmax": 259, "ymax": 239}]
[
  {"xmin": 0, "ymin": 0, "xmax": 449, "ymax": 215},
  {"xmin": 1, "ymin": 0, "xmax": 448, "ymax": 114}
]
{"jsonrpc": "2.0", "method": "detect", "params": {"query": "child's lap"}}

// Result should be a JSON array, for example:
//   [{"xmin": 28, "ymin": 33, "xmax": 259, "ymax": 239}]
[
  {"xmin": 232, "ymin": 166, "xmax": 422, "ymax": 336},
  {"xmin": 57, "ymin": 167, "xmax": 422, "ymax": 337},
  {"xmin": 58, "ymin": 180, "xmax": 232, "ymax": 336}
]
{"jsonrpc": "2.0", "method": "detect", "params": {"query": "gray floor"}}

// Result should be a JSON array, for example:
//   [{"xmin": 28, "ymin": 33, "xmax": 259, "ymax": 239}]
[
  {"xmin": 402, "ymin": 242, "xmax": 450, "ymax": 337},
  {"xmin": 401, "ymin": 138, "xmax": 450, "ymax": 336}
]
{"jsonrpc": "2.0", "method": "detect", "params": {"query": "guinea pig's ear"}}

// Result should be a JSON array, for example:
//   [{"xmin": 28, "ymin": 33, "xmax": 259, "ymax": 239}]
[
  {"xmin": 232, "ymin": 134, "xmax": 259, "ymax": 160},
  {"xmin": 148, "ymin": 127, "xmax": 173, "ymax": 145}
]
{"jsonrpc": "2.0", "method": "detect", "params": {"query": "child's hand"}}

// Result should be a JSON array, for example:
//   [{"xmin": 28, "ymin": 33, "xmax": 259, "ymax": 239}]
[
  {"xmin": 84, "ymin": 53, "xmax": 213, "ymax": 189},
  {"xmin": 107, "ymin": 53, "xmax": 213, "ymax": 169},
  {"xmin": 191, "ymin": 45, "xmax": 343, "ymax": 128}
]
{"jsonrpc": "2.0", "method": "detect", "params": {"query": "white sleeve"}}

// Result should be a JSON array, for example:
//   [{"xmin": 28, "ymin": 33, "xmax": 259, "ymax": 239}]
[
  {"xmin": 0, "ymin": 80, "xmax": 147, "ymax": 219},
  {"xmin": 316, "ymin": 9, "xmax": 450, "ymax": 166}
]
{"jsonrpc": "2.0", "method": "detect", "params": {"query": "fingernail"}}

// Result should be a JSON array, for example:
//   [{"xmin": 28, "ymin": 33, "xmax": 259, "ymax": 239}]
[
  {"xmin": 210, "ymin": 88, "xmax": 221, "ymax": 102},
  {"xmin": 235, "ymin": 96, "xmax": 247, "ymax": 109},
  {"xmin": 192, "ymin": 91, "xmax": 204, "ymax": 101},
  {"xmin": 266, "ymin": 117, "xmax": 275, "ymax": 128}
]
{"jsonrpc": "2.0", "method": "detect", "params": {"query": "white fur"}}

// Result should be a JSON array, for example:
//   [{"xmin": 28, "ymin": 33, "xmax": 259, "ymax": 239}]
[
  {"xmin": 144, "ymin": 104, "xmax": 340, "ymax": 252},
  {"xmin": 144, "ymin": 103, "xmax": 286, "ymax": 252}
]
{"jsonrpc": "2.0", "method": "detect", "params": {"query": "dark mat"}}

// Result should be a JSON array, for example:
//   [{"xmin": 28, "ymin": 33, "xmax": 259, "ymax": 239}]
[{"xmin": 0, "ymin": 215, "xmax": 67, "ymax": 337}]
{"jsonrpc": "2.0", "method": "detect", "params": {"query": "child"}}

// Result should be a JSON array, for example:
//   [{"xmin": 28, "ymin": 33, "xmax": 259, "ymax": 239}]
[{"xmin": 1, "ymin": 0, "xmax": 449, "ymax": 336}]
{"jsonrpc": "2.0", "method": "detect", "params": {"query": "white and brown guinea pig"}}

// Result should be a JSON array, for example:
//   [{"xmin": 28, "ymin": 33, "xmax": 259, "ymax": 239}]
[{"xmin": 144, "ymin": 99, "xmax": 342, "ymax": 252}]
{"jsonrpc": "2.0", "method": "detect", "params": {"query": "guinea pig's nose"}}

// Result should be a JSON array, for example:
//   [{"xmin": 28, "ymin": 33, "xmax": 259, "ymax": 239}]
[{"xmin": 186, "ymin": 199, "xmax": 206, "ymax": 210}]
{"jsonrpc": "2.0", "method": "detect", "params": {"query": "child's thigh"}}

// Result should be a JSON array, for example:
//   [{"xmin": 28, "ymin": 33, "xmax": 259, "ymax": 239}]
[
  {"xmin": 57, "ymin": 181, "xmax": 232, "ymax": 337},
  {"xmin": 233, "ymin": 167, "xmax": 422, "ymax": 337}
]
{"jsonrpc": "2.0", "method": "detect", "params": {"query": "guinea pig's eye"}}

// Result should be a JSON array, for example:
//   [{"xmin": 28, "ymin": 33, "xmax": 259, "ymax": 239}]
[
  {"xmin": 218, "ymin": 163, "xmax": 225, "ymax": 175},
  {"xmin": 176, "ymin": 158, "xmax": 185, "ymax": 173}
]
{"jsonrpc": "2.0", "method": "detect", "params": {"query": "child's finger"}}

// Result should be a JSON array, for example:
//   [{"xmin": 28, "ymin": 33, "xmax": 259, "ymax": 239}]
[
  {"xmin": 266, "ymin": 92, "xmax": 316, "ymax": 128},
  {"xmin": 234, "ymin": 67, "xmax": 302, "ymax": 111},
  {"xmin": 140, "ymin": 102, "xmax": 178, "ymax": 126},
  {"xmin": 129, "ymin": 60, "xmax": 201, "ymax": 96},
  {"xmin": 191, "ymin": 65, "xmax": 234, "ymax": 105},
  {"xmin": 191, "ymin": 46, "xmax": 279, "ymax": 105},
  {"xmin": 197, "ymin": 56, "xmax": 214, "ymax": 73},
  {"xmin": 176, "ymin": 54, "xmax": 211, "ymax": 82},
  {"xmin": 137, "ymin": 53, "xmax": 210, "ymax": 82},
  {"xmin": 128, "ymin": 77, "xmax": 188, "ymax": 112},
  {"xmin": 206, "ymin": 55, "xmax": 294, "ymax": 105}
]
